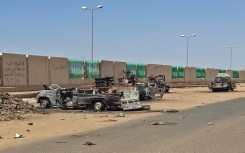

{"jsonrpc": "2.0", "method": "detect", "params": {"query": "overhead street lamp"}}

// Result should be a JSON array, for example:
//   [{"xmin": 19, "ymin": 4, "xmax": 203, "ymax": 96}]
[
  {"xmin": 225, "ymin": 45, "xmax": 237, "ymax": 69},
  {"xmin": 81, "ymin": 5, "xmax": 103, "ymax": 62},
  {"xmin": 181, "ymin": 34, "xmax": 197, "ymax": 66}
]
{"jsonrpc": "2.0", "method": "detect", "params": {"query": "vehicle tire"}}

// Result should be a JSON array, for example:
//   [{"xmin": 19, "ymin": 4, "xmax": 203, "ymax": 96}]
[
  {"xmin": 93, "ymin": 101, "xmax": 104, "ymax": 111},
  {"xmin": 39, "ymin": 99, "xmax": 50, "ymax": 109}
]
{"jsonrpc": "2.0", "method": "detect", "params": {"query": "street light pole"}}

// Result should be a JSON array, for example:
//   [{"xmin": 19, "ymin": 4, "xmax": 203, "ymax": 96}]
[
  {"xmin": 91, "ymin": 10, "xmax": 94, "ymax": 61},
  {"xmin": 225, "ymin": 45, "xmax": 237, "ymax": 69},
  {"xmin": 81, "ymin": 5, "xmax": 103, "ymax": 62},
  {"xmin": 181, "ymin": 34, "xmax": 197, "ymax": 66}
]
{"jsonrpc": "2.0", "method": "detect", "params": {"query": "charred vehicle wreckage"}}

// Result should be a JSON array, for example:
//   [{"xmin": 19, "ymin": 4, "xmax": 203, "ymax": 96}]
[
  {"xmin": 117, "ymin": 70, "xmax": 170, "ymax": 101},
  {"xmin": 36, "ymin": 71, "xmax": 169, "ymax": 111},
  {"xmin": 136, "ymin": 74, "xmax": 170, "ymax": 101},
  {"xmin": 36, "ymin": 83, "xmax": 150, "ymax": 111},
  {"xmin": 208, "ymin": 73, "xmax": 236, "ymax": 92}
]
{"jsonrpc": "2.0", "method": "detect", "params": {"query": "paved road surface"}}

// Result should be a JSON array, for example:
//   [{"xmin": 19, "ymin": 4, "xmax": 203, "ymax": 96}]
[{"xmin": 2, "ymin": 97, "xmax": 245, "ymax": 153}]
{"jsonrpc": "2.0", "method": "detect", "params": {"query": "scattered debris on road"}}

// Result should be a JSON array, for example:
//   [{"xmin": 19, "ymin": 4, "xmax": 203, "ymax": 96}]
[
  {"xmin": 56, "ymin": 140, "xmax": 67, "ymax": 143},
  {"xmin": 102, "ymin": 119, "xmax": 118, "ymax": 122},
  {"xmin": 0, "ymin": 135, "xmax": 3, "ymax": 139},
  {"xmin": 180, "ymin": 116, "xmax": 186, "ymax": 119},
  {"xmin": 0, "ymin": 93, "xmax": 45, "ymax": 121},
  {"xmin": 108, "ymin": 119, "xmax": 117, "ymax": 122},
  {"xmin": 28, "ymin": 122, "xmax": 33, "ymax": 125},
  {"xmin": 71, "ymin": 134, "xmax": 84, "ymax": 137},
  {"xmin": 98, "ymin": 115, "xmax": 108, "ymax": 118},
  {"xmin": 208, "ymin": 122, "xmax": 214, "ymax": 125},
  {"xmin": 149, "ymin": 121, "xmax": 178, "ymax": 126},
  {"xmin": 117, "ymin": 112, "xmax": 125, "ymax": 117},
  {"xmin": 152, "ymin": 109, "xmax": 180, "ymax": 113},
  {"xmin": 190, "ymin": 114, "xmax": 198, "ymax": 117},
  {"xmin": 14, "ymin": 133, "xmax": 23, "ymax": 138},
  {"xmin": 83, "ymin": 141, "xmax": 96, "ymax": 146},
  {"xmin": 163, "ymin": 109, "xmax": 180, "ymax": 113}
]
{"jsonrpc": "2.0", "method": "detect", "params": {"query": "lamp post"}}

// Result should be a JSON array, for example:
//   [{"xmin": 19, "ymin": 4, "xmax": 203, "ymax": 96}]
[
  {"xmin": 225, "ymin": 45, "xmax": 237, "ymax": 69},
  {"xmin": 81, "ymin": 5, "xmax": 103, "ymax": 62},
  {"xmin": 81, "ymin": 56, "xmax": 86, "ymax": 61},
  {"xmin": 81, "ymin": 56, "xmax": 86, "ymax": 78},
  {"xmin": 181, "ymin": 34, "xmax": 197, "ymax": 66}
]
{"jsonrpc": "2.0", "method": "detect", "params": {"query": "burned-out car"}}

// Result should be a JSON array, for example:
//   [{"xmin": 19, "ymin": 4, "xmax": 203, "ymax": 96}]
[
  {"xmin": 36, "ymin": 84, "xmax": 109, "ymax": 111},
  {"xmin": 36, "ymin": 84, "xmax": 150, "ymax": 111},
  {"xmin": 208, "ymin": 73, "xmax": 236, "ymax": 92}
]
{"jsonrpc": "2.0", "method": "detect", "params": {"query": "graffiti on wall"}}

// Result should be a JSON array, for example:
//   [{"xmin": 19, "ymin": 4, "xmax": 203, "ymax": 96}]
[
  {"xmin": 52, "ymin": 63, "xmax": 67, "ymax": 71},
  {"xmin": 3, "ymin": 59, "xmax": 26, "ymax": 84},
  {"xmin": 50, "ymin": 61, "xmax": 69, "ymax": 84}
]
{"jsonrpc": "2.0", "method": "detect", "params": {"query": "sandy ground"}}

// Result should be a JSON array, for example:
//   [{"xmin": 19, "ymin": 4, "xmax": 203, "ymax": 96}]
[{"xmin": 1, "ymin": 83, "xmax": 245, "ymax": 151}]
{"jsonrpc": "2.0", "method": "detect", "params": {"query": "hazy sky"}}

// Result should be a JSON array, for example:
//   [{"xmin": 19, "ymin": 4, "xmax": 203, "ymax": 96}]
[{"xmin": 1, "ymin": 0, "xmax": 244, "ymax": 70}]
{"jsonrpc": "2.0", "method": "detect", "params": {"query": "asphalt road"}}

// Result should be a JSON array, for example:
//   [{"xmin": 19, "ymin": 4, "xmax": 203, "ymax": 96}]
[{"xmin": 2, "ymin": 97, "xmax": 245, "ymax": 153}]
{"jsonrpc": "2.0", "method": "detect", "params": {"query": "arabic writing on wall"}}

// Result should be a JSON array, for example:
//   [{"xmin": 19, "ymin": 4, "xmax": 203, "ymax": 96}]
[
  {"xmin": 52, "ymin": 63, "xmax": 67, "ymax": 71},
  {"xmin": 3, "ymin": 59, "xmax": 26, "ymax": 84}
]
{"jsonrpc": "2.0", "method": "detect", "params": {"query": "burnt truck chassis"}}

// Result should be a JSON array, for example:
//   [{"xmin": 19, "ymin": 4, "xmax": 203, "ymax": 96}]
[{"xmin": 36, "ymin": 84, "xmax": 150, "ymax": 111}]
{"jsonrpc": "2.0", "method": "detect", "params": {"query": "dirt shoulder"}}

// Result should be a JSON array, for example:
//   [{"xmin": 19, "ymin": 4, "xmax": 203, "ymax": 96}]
[{"xmin": 1, "ymin": 83, "xmax": 245, "ymax": 150}]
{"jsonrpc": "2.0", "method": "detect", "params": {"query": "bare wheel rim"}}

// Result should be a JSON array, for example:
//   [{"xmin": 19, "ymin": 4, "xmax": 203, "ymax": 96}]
[
  {"xmin": 94, "ymin": 102, "xmax": 102, "ymax": 110},
  {"xmin": 40, "ymin": 99, "xmax": 49, "ymax": 108}
]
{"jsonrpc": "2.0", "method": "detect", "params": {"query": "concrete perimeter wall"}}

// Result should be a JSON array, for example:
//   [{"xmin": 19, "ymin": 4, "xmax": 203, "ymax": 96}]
[
  {"xmin": 114, "ymin": 61, "xmax": 126, "ymax": 82},
  {"xmin": 155, "ymin": 65, "xmax": 164, "ymax": 76},
  {"xmin": 185, "ymin": 67, "xmax": 191, "ymax": 82},
  {"xmin": 1, "ymin": 52, "xmax": 245, "ymax": 88},
  {"xmin": 190, "ymin": 67, "xmax": 198, "ymax": 82},
  {"xmin": 146, "ymin": 64, "xmax": 156, "ymax": 78},
  {"xmin": 28, "ymin": 55, "xmax": 50, "ymax": 85},
  {"xmin": 227, "ymin": 70, "xmax": 233, "ymax": 78},
  {"xmin": 100, "ymin": 60, "xmax": 114, "ymax": 78},
  {"xmin": 206, "ymin": 68, "xmax": 218, "ymax": 82},
  {"xmin": 163, "ymin": 65, "xmax": 172, "ymax": 83},
  {"xmin": 238, "ymin": 70, "xmax": 245, "ymax": 81},
  {"xmin": 1, "ymin": 53, "xmax": 27, "ymax": 86},
  {"xmin": 49, "ymin": 57, "xmax": 69, "ymax": 85},
  {"xmin": 0, "ymin": 55, "xmax": 2, "ymax": 86}
]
